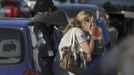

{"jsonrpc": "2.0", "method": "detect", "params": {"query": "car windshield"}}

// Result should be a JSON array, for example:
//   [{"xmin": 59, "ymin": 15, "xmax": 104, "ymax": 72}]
[
  {"xmin": 0, "ymin": 28, "xmax": 23, "ymax": 64},
  {"xmin": 72, "ymin": 6, "xmax": 96, "ymax": 17},
  {"xmin": 57, "ymin": 5, "xmax": 96, "ymax": 18}
]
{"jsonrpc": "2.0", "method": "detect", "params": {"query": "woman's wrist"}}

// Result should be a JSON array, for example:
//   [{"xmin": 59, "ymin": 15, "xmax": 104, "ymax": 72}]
[{"xmin": 86, "ymin": 54, "xmax": 91, "ymax": 62}]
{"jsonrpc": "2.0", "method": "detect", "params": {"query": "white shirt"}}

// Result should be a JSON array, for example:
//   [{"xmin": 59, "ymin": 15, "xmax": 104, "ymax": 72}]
[{"xmin": 59, "ymin": 27, "xmax": 88, "ymax": 58}]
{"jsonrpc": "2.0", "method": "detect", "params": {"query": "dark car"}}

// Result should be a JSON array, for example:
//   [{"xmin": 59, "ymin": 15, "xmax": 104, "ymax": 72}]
[{"xmin": 0, "ymin": 18, "xmax": 36, "ymax": 75}]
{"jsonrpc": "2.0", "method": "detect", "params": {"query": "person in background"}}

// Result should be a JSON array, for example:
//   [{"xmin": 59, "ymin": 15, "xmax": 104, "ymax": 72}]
[
  {"xmin": 53, "ymin": 10, "xmax": 95, "ymax": 75},
  {"xmin": 102, "ymin": 1, "xmax": 117, "ymax": 12},
  {"xmin": 96, "ymin": 18, "xmax": 110, "ymax": 50},
  {"xmin": 83, "ymin": 35, "xmax": 134, "ymax": 75},
  {"xmin": 100, "ymin": 35, "xmax": 134, "ymax": 75}
]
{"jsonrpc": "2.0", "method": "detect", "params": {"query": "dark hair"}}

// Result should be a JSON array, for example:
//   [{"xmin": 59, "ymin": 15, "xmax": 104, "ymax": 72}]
[{"xmin": 33, "ymin": 0, "xmax": 54, "ymax": 13}]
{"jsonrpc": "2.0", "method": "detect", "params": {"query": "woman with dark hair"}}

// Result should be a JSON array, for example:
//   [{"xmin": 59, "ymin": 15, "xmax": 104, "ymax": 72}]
[{"xmin": 33, "ymin": 0, "xmax": 57, "ymax": 15}]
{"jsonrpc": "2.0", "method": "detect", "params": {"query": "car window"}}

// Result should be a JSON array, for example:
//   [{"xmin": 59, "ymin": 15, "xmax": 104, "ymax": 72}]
[{"xmin": 0, "ymin": 28, "xmax": 23, "ymax": 64}]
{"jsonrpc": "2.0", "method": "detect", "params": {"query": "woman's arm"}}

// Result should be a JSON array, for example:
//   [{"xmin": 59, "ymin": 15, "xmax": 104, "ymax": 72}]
[
  {"xmin": 76, "ymin": 28, "xmax": 94, "ymax": 61},
  {"xmin": 80, "ymin": 36, "xmax": 94, "ymax": 61},
  {"xmin": 80, "ymin": 38, "xmax": 94, "ymax": 55}
]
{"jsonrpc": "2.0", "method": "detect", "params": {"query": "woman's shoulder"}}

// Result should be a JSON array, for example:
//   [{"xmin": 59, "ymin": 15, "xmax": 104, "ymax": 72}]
[
  {"xmin": 72, "ymin": 27, "xmax": 82, "ymax": 32},
  {"xmin": 74, "ymin": 27, "xmax": 88, "ymax": 43},
  {"xmin": 73, "ymin": 27, "xmax": 85, "ymax": 34},
  {"xmin": 66, "ymin": 27, "xmax": 85, "ymax": 35}
]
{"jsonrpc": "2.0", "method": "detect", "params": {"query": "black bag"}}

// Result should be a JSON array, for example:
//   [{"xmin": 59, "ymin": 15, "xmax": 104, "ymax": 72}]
[{"xmin": 51, "ymin": 27, "xmax": 63, "ymax": 55}]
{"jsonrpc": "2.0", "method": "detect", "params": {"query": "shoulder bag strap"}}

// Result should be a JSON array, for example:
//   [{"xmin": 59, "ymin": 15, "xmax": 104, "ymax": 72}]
[
  {"xmin": 68, "ymin": 28, "xmax": 76, "ymax": 47},
  {"xmin": 70, "ymin": 28, "xmax": 78, "ymax": 60},
  {"xmin": 72, "ymin": 28, "xmax": 86, "ymax": 65}
]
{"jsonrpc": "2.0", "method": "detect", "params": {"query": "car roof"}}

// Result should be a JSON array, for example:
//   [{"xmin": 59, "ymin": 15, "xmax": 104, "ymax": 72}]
[
  {"xmin": 56, "ymin": 3, "xmax": 98, "ymax": 11},
  {"xmin": 56, "ymin": 3, "xmax": 98, "ymax": 7},
  {"xmin": 72, "ymin": 3, "xmax": 98, "ymax": 9},
  {"xmin": 0, "ymin": 18, "xmax": 31, "ymax": 27},
  {"xmin": 56, "ymin": 3, "xmax": 99, "ymax": 17}
]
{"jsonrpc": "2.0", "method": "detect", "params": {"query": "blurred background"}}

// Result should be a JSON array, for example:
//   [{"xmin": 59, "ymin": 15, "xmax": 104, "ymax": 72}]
[{"xmin": 0, "ymin": 1, "xmax": 134, "ymax": 75}]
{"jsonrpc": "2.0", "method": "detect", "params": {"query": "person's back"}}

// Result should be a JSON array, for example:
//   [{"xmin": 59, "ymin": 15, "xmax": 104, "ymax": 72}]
[
  {"xmin": 32, "ymin": 0, "xmax": 68, "ymax": 75},
  {"xmin": 33, "ymin": 21, "xmax": 63, "ymax": 75}
]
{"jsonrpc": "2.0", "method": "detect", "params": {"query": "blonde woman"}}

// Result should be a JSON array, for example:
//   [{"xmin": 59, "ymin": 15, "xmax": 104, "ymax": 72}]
[{"xmin": 53, "ymin": 10, "xmax": 95, "ymax": 75}]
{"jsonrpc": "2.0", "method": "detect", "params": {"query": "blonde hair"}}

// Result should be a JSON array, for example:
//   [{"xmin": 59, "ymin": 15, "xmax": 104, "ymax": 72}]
[{"xmin": 64, "ymin": 10, "xmax": 94, "ymax": 34}]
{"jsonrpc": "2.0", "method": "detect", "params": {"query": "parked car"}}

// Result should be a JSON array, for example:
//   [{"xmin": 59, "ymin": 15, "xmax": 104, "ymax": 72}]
[
  {"xmin": 0, "ymin": 18, "xmax": 35, "ymax": 75},
  {"xmin": 0, "ymin": 10, "xmax": 68, "ymax": 74},
  {"xmin": 56, "ymin": 3, "xmax": 109, "ymax": 56}
]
